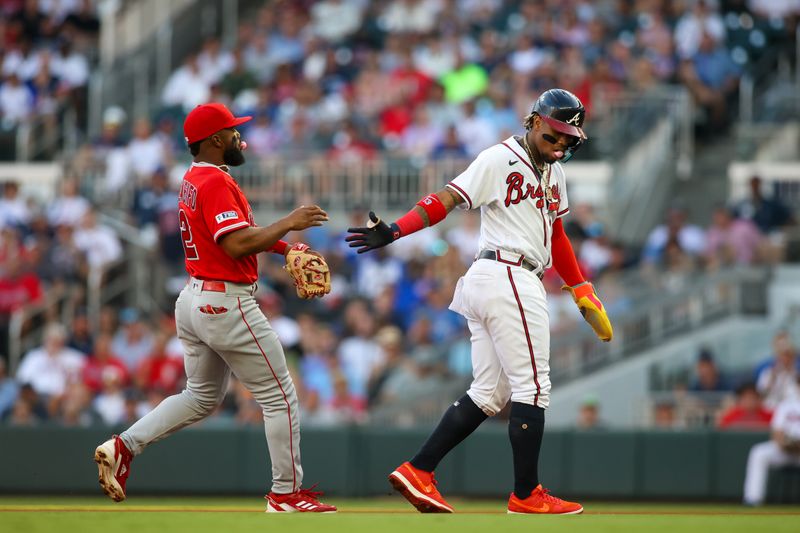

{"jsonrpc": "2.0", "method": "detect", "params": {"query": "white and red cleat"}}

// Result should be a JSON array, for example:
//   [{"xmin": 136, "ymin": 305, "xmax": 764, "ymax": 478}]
[
  {"xmin": 265, "ymin": 485, "xmax": 337, "ymax": 513},
  {"xmin": 94, "ymin": 435, "xmax": 133, "ymax": 502}
]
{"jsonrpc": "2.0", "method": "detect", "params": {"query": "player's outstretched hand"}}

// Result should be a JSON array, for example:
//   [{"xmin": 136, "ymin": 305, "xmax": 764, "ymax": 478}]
[
  {"xmin": 286, "ymin": 205, "xmax": 329, "ymax": 231},
  {"xmin": 562, "ymin": 282, "xmax": 613, "ymax": 342},
  {"xmin": 345, "ymin": 211, "xmax": 399, "ymax": 253}
]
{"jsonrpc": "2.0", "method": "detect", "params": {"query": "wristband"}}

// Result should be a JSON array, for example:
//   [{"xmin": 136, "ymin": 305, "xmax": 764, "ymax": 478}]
[
  {"xmin": 270, "ymin": 240, "xmax": 289, "ymax": 255},
  {"xmin": 395, "ymin": 194, "xmax": 448, "ymax": 237},
  {"xmin": 395, "ymin": 210, "xmax": 425, "ymax": 237}
]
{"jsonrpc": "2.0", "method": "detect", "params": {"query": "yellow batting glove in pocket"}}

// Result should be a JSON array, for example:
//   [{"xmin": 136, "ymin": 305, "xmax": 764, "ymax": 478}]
[{"xmin": 562, "ymin": 282, "xmax": 613, "ymax": 342}]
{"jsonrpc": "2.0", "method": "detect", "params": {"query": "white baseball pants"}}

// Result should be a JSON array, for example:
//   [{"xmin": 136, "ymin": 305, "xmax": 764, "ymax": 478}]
[
  {"xmin": 449, "ymin": 257, "xmax": 551, "ymax": 414},
  {"xmin": 743, "ymin": 440, "xmax": 800, "ymax": 504}
]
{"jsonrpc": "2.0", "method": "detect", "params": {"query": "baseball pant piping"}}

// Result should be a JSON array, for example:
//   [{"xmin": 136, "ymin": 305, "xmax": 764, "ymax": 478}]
[
  {"xmin": 121, "ymin": 282, "xmax": 303, "ymax": 494},
  {"xmin": 236, "ymin": 296, "xmax": 299, "ymax": 493},
  {"xmin": 505, "ymin": 266, "xmax": 541, "ymax": 405}
]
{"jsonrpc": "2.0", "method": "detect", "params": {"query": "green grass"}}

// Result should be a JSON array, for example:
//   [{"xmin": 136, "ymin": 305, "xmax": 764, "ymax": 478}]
[{"xmin": 1, "ymin": 496, "xmax": 799, "ymax": 533}]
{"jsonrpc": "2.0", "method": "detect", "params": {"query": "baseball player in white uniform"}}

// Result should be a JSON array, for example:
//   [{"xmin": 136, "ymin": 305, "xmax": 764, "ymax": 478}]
[
  {"xmin": 743, "ymin": 395, "xmax": 800, "ymax": 505},
  {"xmin": 346, "ymin": 88, "xmax": 613, "ymax": 514}
]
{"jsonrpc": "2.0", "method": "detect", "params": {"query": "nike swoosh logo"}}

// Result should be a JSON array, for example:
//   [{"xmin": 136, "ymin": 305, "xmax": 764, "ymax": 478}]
[
  {"xmin": 518, "ymin": 501, "xmax": 550, "ymax": 512},
  {"xmin": 508, "ymin": 160, "xmax": 518, "ymax": 166},
  {"xmin": 409, "ymin": 471, "xmax": 436, "ymax": 493}
]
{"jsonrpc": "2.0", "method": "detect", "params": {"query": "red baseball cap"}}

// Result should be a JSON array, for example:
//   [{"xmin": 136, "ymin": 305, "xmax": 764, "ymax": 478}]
[{"xmin": 183, "ymin": 103, "xmax": 252, "ymax": 144}]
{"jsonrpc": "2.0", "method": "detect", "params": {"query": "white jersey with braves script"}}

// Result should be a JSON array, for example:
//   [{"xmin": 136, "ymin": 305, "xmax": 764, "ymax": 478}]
[{"xmin": 446, "ymin": 136, "xmax": 570, "ymax": 268}]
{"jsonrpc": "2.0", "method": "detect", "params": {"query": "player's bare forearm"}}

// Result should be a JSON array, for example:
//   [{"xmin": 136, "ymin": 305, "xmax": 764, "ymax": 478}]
[
  {"xmin": 219, "ymin": 222, "xmax": 293, "ymax": 259},
  {"xmin": 220, "ymin": 205, "xmax": 328, "ymax": 259}
]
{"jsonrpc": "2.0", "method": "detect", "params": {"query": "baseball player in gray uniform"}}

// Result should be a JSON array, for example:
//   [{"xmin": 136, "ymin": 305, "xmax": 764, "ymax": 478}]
[
  {"xmin": 93, "ymin": 103, "xmax": 336, "ymax": 513},
  {"xmin": 347, "ymin": 89, "xmax": 613, "ymax": 514}
]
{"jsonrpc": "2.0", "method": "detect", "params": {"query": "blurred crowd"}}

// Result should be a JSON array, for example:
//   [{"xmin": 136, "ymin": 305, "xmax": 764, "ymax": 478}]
[
  {"xmin": 0, "ymin": 0, "xmax": 98, "ymax": 158},
  {"xmin": 160, "ymin": 0, "xmax": 790, "ymax": 159},
  {"xmin": 655, "ymin": 328, "xmax": 799, "ymax": 432},
  {"xmin": 48, "ymin": 0, "xmax": 798, "ymax": 169}
]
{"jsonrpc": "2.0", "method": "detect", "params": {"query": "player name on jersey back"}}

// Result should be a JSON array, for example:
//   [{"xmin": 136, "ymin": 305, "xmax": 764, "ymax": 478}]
[{"xmin": 178, "ymin": 163, "xmax": 258, "ymax": 284}]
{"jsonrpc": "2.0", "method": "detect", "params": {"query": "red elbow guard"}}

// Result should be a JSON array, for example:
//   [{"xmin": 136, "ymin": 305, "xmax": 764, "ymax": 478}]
[{"xmin": 417, "ymin": 194, "xmax": 448, "ymax": 225}]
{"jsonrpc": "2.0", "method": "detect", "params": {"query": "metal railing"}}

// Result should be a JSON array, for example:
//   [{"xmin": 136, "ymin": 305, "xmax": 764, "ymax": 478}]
[
  {"xmin": 13, "ymin": 107, "xmax": 78, "ymax": 162},
  {"xmin": 641, "ymin": 391, "xmax": 734, "ymax": 429},
  {"xmin": 73, "ymin": 89, "xmax": 693, "ymax": 235},
  {"xmin": 549, "ymin": 266, "xmax": 771, "ymax": 385},
  {"xmin": 738, "ymin": 24, "xmax": 800, "ymax": 125},
  {"xmin": 7, "ymin": 286, "xmax": 79, "ymax": 375},
  {"xmin": 73, "ymin": 155, "xmax": 476, "ymax": 214},
  {"xmin": 728, "ymin": 161, "xmax": 800, "ymax": 209},
  {"xmin": 90, "ymin": 0, "xmax": 254, "ymax": 140},
  {"xmin": 92, "ymin": 212, "xmax": 161, "ymax": 320},
  {"xmin": 8, "ymin": 212, "xmax": 160, "ymax": 372},
  {"xmin": 98, "ymin": 0, "xmax": 194, "ymax": 68},
  {"xmin": 595, "ymin": 85, "xmax": 694, "ymax": 243},
  {"xmin": 367, "ymin": 377, "xmax": 472, "ymax": 427}
]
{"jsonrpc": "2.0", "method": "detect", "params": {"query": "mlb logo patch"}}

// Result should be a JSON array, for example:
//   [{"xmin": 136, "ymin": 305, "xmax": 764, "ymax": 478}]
[{"xmin": 215, "ymin": 211, "xmax": 239, "ymax": 223}]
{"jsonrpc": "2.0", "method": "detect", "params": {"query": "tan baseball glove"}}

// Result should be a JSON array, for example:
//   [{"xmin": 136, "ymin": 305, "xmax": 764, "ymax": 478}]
[{"xmin": 284, "ymin": 243, "xmax": 331, "ymax": 299}]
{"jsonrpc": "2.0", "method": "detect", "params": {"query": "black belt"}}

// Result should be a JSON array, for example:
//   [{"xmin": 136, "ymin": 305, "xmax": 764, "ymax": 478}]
[{"xmin": 477, "ymin": 250, "xmax": 544, "ymax": 280}]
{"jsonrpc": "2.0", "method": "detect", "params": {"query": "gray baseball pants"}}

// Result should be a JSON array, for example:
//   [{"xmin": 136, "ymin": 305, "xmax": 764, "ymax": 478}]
[{"xmin": 120, "ymin": 277, "xmax": 303, "ymax": 493}]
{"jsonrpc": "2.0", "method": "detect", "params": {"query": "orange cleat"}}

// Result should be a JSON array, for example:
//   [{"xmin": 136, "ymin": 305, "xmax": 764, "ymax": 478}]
[
  {"xmin": 507, "ymin": 485, "xmax": 583, "ymax": 515},
  {"xmin": 388, "ymin": 461, "xmax": 454, "ymax": 513}
]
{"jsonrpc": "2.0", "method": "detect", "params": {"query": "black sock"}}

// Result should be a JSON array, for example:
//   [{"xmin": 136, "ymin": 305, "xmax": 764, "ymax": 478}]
[
  {"xmin": 508, "ymin": 401, "xmax": 545, "ymax": 498},
  {"xmin": 410, "ymin": 394, "xmax": 488, "ymax": 472}
]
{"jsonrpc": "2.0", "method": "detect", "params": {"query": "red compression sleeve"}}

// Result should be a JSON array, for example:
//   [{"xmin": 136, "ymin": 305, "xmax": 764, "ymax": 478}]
[
  {"xmin": 395, "ymin": 194, "xmax": 448, "ymax": 237},
  {"xmin": 269, "ymin": 240, "xmax": 289, "ymax": 255},
  {"xmin": 551, "ymin": 218, "xmax": 586, "ymax": 287}
]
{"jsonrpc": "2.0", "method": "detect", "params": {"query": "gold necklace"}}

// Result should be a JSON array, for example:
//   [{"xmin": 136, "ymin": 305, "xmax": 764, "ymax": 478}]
[{"xmin": 522, "ymin": 134, "xmax": 553, "ymax": 202}]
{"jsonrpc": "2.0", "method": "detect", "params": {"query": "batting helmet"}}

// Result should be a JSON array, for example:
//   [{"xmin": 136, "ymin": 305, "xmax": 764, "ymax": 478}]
[{"xmin": 529, "ymin": 88, "xmax": 587, "ymax": 162}]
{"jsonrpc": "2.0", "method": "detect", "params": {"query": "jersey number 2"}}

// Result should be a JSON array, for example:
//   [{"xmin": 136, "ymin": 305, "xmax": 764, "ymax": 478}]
[{"xmin": 179, "ymin": 209, "xmax": 199, "ymax": 260}]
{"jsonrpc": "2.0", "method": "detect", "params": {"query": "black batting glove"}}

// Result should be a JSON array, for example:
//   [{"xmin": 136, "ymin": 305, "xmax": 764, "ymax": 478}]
[{"xmin": 345, "ymin": 211, "xmax": 400, "ymax": 253}]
